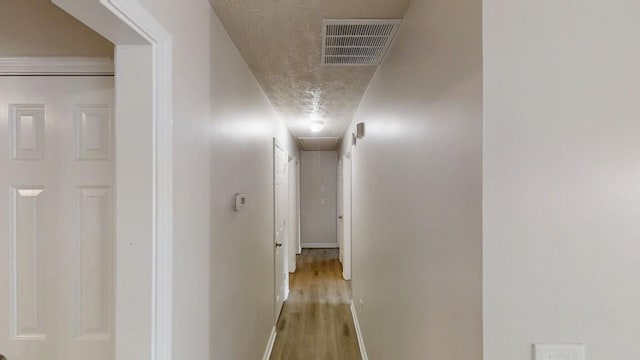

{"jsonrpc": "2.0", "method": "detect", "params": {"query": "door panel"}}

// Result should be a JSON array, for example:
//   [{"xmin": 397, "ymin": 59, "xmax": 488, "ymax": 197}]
[
  {"xmin": 0, "ymin": 76, "xmax": 114, "ymax": 360},
  {"xmin": 273, "ymin": 140, "xmax": 288, "ymax": 320}
]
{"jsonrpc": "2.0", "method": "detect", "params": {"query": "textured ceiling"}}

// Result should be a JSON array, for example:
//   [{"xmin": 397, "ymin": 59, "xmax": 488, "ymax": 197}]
[{"xmin": 211, "ymin": 0, "xmax": 410, "ymax": 147}]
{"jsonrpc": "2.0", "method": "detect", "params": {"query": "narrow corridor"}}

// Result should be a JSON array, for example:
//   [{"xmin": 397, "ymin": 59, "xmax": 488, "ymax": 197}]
[{"xmin": 270, "ymin": 249, "xmax": 361, "ymax": 360}]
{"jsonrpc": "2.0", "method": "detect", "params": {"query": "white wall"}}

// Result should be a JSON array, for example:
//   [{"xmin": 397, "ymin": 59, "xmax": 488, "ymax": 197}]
[
  {"xmin": 0, "ymin": 0, "xmax": 113, "ymax": 56},
  {"xmin": 300, "ymin": 151, "xmax": 338, "ymax": 247},
  {"xmin": 484, "ymin": 0, "xmax": 640, "ymax": 358},
  {"xmin": 129, "ymin": 0, "xmax": 298, "ymax": 359},
  {"xmin": 208, "ymin": 24, "xmax": 298, "ymax": 357},
  {"xmin": 340, "ymin": 0, "xmax": 482, "ymax": 358}
]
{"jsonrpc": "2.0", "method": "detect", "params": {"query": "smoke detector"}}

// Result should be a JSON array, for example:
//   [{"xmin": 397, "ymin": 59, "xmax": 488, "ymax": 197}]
[{"xmin": 321, "ymin": 19, "xmax": 401, "ymax": 66}]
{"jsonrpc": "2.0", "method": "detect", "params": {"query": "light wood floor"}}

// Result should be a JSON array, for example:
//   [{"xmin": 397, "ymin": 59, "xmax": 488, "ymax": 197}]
[{"xmin": 270, "ymin": 249, "xmax": 361, "ymax": 360}]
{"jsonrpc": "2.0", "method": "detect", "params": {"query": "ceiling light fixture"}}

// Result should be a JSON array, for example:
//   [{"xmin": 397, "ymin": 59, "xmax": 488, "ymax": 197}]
[{"xmin": 309, "ymin": 120, "xmax": 325, "ymax": 133}]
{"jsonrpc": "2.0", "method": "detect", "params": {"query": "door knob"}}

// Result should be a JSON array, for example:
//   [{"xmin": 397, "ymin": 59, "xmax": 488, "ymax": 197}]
[
  {"xmin": 275, "ymin": 242, "xmax": 283, "ymax": 247},
  {"xmin": 1, "ymin": 354, "xmax": 6, "ymax": 360}
]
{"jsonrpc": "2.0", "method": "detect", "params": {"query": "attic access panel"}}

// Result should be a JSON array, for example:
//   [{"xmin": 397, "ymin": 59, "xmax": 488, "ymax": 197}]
[{"xmin": 322, "ymin": 19, "xmax": 402, "ymax": 66}]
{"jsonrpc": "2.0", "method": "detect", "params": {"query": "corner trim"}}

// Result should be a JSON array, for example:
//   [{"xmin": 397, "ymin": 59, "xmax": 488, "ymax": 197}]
[
  {"xmin": 301, "ymin": 243, "xmax": 339, "ymax": 249},
  {"xmin": 350, "ymin": 300, "xmax": 368, "ymax": 360},
  {"xmin": 262, "ymin": 326, "xmax": 277, "ymax": 360},
  {"xmin": 0, "ymin": 57, "xmax": 114, "ymax": 75}
]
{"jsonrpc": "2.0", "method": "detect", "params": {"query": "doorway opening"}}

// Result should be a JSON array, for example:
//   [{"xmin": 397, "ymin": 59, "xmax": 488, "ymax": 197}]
[
  {"xmin": 0, "ymin": 0, "xmax": 175, "ymax": 359},
  {"xmin": 269, "ymin": 149, "xmax": 360, "ymax": 358},
  {"xmin": 0, "ymin": 2, "xmax": 116, "ymax": 359}
]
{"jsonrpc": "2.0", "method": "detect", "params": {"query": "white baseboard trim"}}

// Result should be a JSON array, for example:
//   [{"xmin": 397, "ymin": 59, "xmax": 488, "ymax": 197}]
[
  {"xmin": 350, "ymin": 300, "xmax": 368, "ymax": 360},
  {"xmin": 262, "ymin": 326, "xmax": 277, "ymax": 360},
  {"xmin": 302, "ymin": 243, "xmax": 339, "ymax": 249}
]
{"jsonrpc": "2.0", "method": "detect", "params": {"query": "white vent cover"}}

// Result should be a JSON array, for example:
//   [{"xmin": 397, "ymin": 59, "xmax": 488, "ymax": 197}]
[
  {"xmin": 298, "ymin": 137, "xmax": 340, "ymax": 151},
  {"xmin": 322, "ymin": 19, "xmax": 401, "ymax": 66}
]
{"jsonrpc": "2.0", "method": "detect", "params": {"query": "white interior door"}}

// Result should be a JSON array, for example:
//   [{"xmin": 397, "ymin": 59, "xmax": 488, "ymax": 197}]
[
  {"xmin": 0, "ymin": 76, "xmax": 114, "ymax": 360},
  {"xmin": 273, "ymin": 140, "xmax": 288, "ymax": 320},
  {"xmin": 342, "ymin": 153, "xmax": 352, "ymax": 281}
]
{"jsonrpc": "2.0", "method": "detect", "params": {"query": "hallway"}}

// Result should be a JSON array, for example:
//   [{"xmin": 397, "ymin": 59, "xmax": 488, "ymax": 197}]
[
  {"xmin": 3, "ymin": 0, "xmax": 640, "ymax": 359},
  {"xmin": 270, "ymin": 249, "xmax": 361, "ymax": 360}
]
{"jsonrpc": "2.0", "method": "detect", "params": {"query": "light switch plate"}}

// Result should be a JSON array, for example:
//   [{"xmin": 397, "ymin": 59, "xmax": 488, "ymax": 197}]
[
  {"xmin": 233, "ymin": 193, "xmax": 246, "ymax": 212},
  {"xmin": 534, "ymin": 344, "xmax": 585, "ymax": 360}
]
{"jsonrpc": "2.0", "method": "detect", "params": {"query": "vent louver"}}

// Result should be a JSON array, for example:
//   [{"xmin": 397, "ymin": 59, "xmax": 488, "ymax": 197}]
[
  {"xmin": 322, "ymin": 19, "xmax": 401, "ymax": 66},
  {"xmin": 298, "ymin": 137, "xmax": 340, "ymax": 151}
]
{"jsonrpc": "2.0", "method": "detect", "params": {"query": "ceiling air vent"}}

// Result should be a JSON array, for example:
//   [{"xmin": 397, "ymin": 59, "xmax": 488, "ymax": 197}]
[
  {"xmin": 322, "ymin": 19, "xmax": 401, "ymax": 66},
  {"xmin": 298, "ymin": 137, "xmax": 340, "ymax": 151}
]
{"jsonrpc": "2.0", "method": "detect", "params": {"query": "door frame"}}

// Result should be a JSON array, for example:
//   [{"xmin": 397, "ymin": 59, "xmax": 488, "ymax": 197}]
[
  {"xmin": 287, "ymin": 155, "xmax": 298, "ymax": 273},
  {"xmin": 342, "ymin": 152, "xmax": 352, "ymax": 280},
  {"xmin": 337, "ymin": 159, "xmax": 344, "ymax": 263},
  {"xmin": 296, "ymin": 159, "xmax": 301, "ymax": 255},
  {"xmin": 49, "ymin": 1, "xmax": 174, "ymax": 359}
]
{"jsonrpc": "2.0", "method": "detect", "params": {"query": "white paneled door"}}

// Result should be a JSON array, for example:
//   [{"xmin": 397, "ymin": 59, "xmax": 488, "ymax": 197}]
[
  {"xmin": 273, "ymin": 139, "xmax": 288, "ymax": 320},
  {"xmin": 0, "ymin": 76, "xmax": 114, "ymax": 360}
]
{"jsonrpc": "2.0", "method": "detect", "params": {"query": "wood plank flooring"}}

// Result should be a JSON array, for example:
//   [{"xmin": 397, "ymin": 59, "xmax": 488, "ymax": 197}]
[{"xmin": 270, "ymin": 249, "xmax": 361, "ymax": 360}]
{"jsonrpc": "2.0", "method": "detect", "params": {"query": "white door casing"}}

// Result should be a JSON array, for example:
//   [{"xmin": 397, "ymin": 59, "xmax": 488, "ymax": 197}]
[
  {"xmin": 342, "ymin": 153, "xmax": 352, "ymax": 281},
  {"xmin": 287, "ymin": 156, "xmax": 298, "ymax": 273},
  {"xmin": 296, "ymin": 160, "xmax": 301, "ymax": 255},
  {"xmin": 0, "ymin": 75, "xmax": 115, "ymax": 359},
  {"xmin": 273, "ymin": 139, "xmax": 289, "ymax": 320},
  {"xmin": 338, "ymin": 159, "xmax": 344, "ymax": 264}
]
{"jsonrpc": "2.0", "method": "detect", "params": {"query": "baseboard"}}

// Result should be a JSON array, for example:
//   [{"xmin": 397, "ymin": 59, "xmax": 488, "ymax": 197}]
[
  {"xmin": 350, "ymin": 300, "xmax": 368, "ymax": 360},
  {"xmin": 262, "ymin": 326, "xmax": 277, "ymax": 360},
  {"xmin": 302, "ymin": 243, "xmax": 339, "ymax": 249}
]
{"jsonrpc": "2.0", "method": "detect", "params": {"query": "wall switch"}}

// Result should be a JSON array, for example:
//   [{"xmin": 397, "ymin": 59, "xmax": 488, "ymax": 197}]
[
  {"xmin": 534, "ymin": 344, "xmax": 585, "ymax": 360},
  {"xmin": 233, "ymin": 193, "xmax": 246, "ymax": 212}
]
